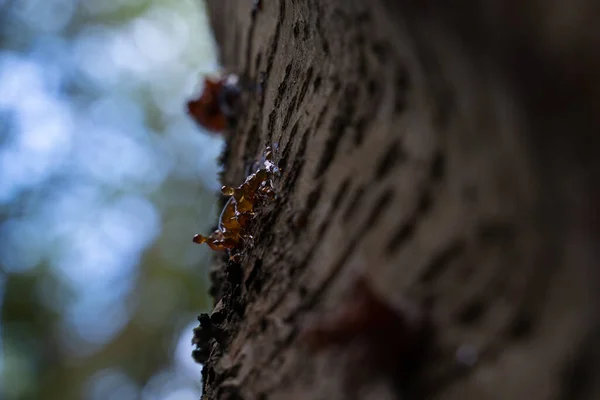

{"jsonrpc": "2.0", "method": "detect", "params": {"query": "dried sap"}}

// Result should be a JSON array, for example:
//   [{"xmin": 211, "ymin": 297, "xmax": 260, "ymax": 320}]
[
  {"xmin": 193, "ymin": 147, "xmax": 279, "ymax": 253},
  {"xmin": 187, "ymin": 74, "xmax": 241, "ymax": 133}
]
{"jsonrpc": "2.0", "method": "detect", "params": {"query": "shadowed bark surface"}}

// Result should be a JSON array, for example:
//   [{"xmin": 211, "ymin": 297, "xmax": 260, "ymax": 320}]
[{"xmin": 197, "ymin": 1, "xmax": 600, "ymax": 399}]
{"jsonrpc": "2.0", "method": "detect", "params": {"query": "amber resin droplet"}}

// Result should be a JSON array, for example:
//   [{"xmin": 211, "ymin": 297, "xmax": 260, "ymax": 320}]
[
  {"xmin": 221, "ymin": 186, "xmax": 235, "ymax": 196},
  {"xmin": 186, "ymin": 73, "xmax": 242, "ymax": 133},
  {"xmin": 192, "ymin": 234, "xmax": 207, "ymax": 244},
  {"xmin": 193, "ymin": 146, "xmax": 280, "ymax": 257}
]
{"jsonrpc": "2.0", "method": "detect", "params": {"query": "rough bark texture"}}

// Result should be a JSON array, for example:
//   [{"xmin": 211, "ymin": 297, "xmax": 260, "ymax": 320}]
[{"xmin": 199, "ymin": 1, "xmax": 599, "ymax": 399}]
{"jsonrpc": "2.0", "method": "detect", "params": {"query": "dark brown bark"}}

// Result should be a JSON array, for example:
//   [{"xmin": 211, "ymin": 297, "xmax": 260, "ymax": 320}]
[{"xmin": 197, "ymin": 1, "xmax": 600, "ymax": 399}]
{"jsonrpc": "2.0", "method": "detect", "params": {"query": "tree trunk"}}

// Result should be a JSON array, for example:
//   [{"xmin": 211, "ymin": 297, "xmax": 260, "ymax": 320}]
[{"xmin": 197, "ymin": 1, "xmax": 600, "ymax": 399}]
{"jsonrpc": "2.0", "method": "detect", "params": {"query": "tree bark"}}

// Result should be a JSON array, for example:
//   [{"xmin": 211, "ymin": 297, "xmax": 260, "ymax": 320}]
[{"xmin": 198, "ymin": 1, "xmax": 600, "ymax": 399}]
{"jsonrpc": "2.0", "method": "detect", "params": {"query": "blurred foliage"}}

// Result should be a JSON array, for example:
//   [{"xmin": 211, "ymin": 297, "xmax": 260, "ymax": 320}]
[{"xmin": 0, "ymin": 0, "xmax": 222, "ymax": 399}]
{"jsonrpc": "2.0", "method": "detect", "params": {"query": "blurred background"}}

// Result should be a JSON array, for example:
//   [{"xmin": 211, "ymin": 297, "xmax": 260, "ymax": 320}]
[{"xmin": 0, "ymin": 0, "xmax": 223, "ymax": 399}]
